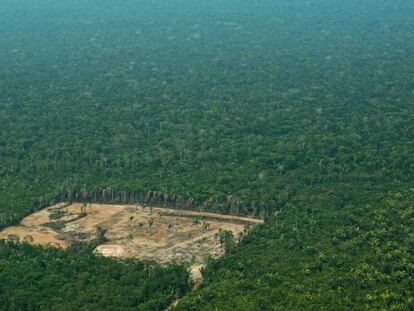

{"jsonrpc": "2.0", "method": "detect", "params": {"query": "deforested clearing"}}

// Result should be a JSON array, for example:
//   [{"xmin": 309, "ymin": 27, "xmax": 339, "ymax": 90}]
[{"xmin": 0, "ymin": 203, "xmax": 262, "ymax": 264}]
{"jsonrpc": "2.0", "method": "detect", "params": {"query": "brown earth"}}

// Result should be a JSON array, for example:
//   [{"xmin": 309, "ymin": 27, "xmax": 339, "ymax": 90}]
[{"xmin": 0, "ymin": 203, "xmax": 262, "ymax": 266}]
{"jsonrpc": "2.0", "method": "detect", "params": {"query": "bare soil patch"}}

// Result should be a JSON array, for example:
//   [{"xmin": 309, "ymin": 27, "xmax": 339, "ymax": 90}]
[{"xmin": 0, "ymin": 203, "xmax": 262, "ymax": 266}]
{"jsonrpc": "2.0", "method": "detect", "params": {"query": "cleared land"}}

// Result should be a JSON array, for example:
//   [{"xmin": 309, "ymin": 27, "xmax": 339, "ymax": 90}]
[{"xmin": 0, "ymin": 203, "xmax": 263, "ymax": 265}]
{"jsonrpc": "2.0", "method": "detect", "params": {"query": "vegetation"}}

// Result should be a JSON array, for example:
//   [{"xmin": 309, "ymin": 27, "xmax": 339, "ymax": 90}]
[
  {"xmin": 176, "ymin": 187, "xmax": 414, "ymax": 310},
  {"xmin": 0, "ymin": 0, "xmax": 413, "ymax": 310},
  {"xmin": 0, "ymin": 240, "xmax": 189, "ymax": 310}
]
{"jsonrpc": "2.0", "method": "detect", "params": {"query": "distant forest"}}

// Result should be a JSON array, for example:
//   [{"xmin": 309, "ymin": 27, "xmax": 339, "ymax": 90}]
[{"xmin": 0, "ymin": 0, "xmax": 413, "ymax": 310}]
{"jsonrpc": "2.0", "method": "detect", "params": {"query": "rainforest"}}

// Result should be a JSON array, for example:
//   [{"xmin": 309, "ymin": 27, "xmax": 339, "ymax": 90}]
[{"xmin": 0, "ymin": 0, "xmax": 413, "ymax": 310}]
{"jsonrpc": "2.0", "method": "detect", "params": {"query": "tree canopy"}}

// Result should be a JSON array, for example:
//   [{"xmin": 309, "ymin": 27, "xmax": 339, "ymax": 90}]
[{"xmin": 0, "ymin": 0, "xmax": 413, "ymax": 310}]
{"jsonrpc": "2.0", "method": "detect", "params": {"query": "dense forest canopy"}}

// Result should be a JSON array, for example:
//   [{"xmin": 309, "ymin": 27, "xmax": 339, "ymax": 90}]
[
  {"xmin": 0, "ymin": 0, "xmax": 413, "ymax": 310},
  {"xmin": 0, "ymin": 240, "xmax": 189, "ymax": 310}
]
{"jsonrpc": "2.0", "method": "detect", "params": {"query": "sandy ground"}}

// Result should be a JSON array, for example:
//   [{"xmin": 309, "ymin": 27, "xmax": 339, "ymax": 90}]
[
  {"xmin": 188, "ymin": 264, "xmax": 205, "ymax": 290},
  {"xmin": 0, "ymin": 203, "xmax": 262, "ymax": 260}
]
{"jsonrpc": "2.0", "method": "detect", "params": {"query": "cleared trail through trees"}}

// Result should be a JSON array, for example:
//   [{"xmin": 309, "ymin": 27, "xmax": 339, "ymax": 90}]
[{"xmin": 165, "ymin": 264, "xmax": 205, "ymax": 310}]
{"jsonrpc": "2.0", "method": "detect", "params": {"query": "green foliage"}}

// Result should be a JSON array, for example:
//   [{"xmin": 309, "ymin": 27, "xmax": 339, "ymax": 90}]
[
  {"xmin": 1, "ymin": 0, "xmax": 414, "ymax": 224},
  {"xmin": 0, "ymin": 241, "xmax": 190, "ymax": 310},
  {"xmin": 0, "ymin": 0, "xmax": 413, "ymax": 310},
  {"xmin": 176, "ymin": 188, "xmax": 414, "ymax": 310}
]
